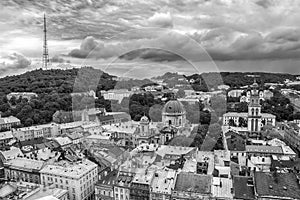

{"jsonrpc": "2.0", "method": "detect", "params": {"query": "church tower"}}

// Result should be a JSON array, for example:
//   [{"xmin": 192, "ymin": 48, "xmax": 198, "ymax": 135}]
[
  {"xmin": 139, "ymin": 115, "xmax": 150, "ymax": 136},
  {"xmin": 247, "ymin": 79, "xmax": 262, "ymax": 132}
]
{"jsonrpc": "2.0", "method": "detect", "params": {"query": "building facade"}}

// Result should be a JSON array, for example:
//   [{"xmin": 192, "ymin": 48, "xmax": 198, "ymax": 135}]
[
  {"xmin": 4, "ymin": 158, "xmax": 44, "ymax": 184},
  {"xmin": 40, "ymin": 159, "xmax": 98, "ymax": 200}
]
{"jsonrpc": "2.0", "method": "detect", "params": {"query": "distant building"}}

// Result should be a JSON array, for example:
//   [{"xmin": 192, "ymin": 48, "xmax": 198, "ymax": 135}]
[
  {"xmin": 40, "ymin": 159, "xmax": 98, "ymax": 200},
  {"xmin": 0, "ymin": 115, "xmax": 21, "ymax": 131},
  {"xmin": 227, "ymin": 89, "xmax": 244, "ymax": 98},
  {"xmin": 217, "ymin": 84, "xmax": 230, "ymax": 90},
  {"xmin": 240, "ymin": 89, "xmax": 273, "ymax": 103},
  {"xmin": 0, "ymin": 131, "xmax": 14, "ymax": 146},
  {"xmin": 7, "ymin": 92, "xmax": 38, "ymax": 101},
  {"xmin": 13, "ymin": 126, "xmax": 44, "ymax": 141},
  {"xmin": 13, "ymin": 123, "xmax": 60, "ymax": 141},
  {"xmin": 71, "ymin": 90, "xmax": 97, "ymax": 99},
  {"xmin": 101, "ymin": 89, "xmax": 132, "ymax": 103}
]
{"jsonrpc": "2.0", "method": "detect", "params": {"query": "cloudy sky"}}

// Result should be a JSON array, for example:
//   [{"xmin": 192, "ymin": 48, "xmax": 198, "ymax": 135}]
[{"xmin": 1, "ymin": 0, "xmax": 300, "ymax": 78}]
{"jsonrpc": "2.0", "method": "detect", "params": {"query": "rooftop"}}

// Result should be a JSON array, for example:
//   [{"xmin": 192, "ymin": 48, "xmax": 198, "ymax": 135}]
[
  {"xmin": 98, "ymin": 170, "xmax": 118, "ymax": 186},
  {"xmin": 0, "ymin": 116, "xmax": 20, "ymax": 124},
  {"xmin": 0, "ymin": 131, "xmax": 13, "ymax": 140},
  {"xmin": 196, "ymin": 151, "xmax": 215, "ymax": 175},
  {"xmin": 151, "ymin": 169, "xmax": 176, "ymax": 194},
  {"xmin": 255, "ymin": 172, "xmax": 300, "ymax": 199},
  {"xmin": 233, "ymin": 176, "xmax": 255, "ymax": 200},
  {"xmin": 23, "ymin": 185, "xmax": 68, "ymax": 200},
  {"xmin": 0, "ymin": 183, "xmax": 17, "ymax": 198},
  {"xmin": 53, "ymin": 137, "xmax": 72, "ymax": 146},
  {"xmin": 246, "ymin": 145, "xmax": 283, "ymax": 154},
  {"xmin": 86, "ymin": 134, "xmax": 111, "ymax": 140},
  {"xmin": 40, "ymin": 159, "xmax": 97, "ymax": 179},
  {"xmin": 132, "ymin": 168, "xmax": 155, "ymax": 185},
  {"xmin": 65, "ymin": 132, "xmax": 83, "ymax": 140},
  {"xmin": 115, "ymin": 174, "xmax": 133, "ymax": 187},
  {"xmin": 0, "ymin": 147, "xmax": 23, "ymax": 160},
  {"xmin": 174, "ymin": 172, "xmax": 212, "ymax": 194},
  {"xmin": 212, "ymin": 177, "xmax": 233, "ymax": 199},
  {"xmin": 6, "ymin": 157, "xmax": 45, "ymax": 171},
  {"xmin": 156, "ymin": 145, "xmax": 196, "ymax": 158}
]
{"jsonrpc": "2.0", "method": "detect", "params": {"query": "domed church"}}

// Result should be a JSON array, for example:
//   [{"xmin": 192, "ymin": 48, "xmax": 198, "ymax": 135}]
[
  {"xmin": 162, "ymin": 99, "xmax": 186, "ymax": 128},
  {"xmin": 133, "ymin": 98, "xmax": 190, "ymax": 146}
]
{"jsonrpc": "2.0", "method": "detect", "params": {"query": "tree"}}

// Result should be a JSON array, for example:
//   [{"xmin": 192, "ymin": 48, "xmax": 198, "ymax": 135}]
[
  {"xmin": 236, "ymin": 102, "xmax": 248, "ymax": 112},
  {"xmin": 9, "ymin": 96, "xmax": 17, "ymax": 106},
  {"xmin": 149, "ymin": 104, "xmax": 163, "ymax": 122},
  {"xmin": 24, "ymin": 118, "xmax": 34, "ymax": 126},
  {"xmin": 238, "ymin": 117, "xmax": 247, "ymax": 127}
]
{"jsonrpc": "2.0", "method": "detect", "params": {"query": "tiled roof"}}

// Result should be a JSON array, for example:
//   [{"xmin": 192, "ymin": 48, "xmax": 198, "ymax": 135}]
[{"xmin": 246, "ymin": 145, "xmax": 283, "ymax": 154}]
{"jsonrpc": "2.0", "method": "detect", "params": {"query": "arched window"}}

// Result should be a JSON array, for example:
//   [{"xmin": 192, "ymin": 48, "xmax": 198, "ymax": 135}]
[
  {"xmin": 169, "ymin": 120, "xmax": 172, "ymax": 125},
  {"xmin": 251, "ymin": 108, "xmax": 254, "ymax": 116},
  {"xmin": 256, "ymin": 108, "xmax": 259, "ymax": 116},
  {"xmin": 179, "ymin": 119, "xmax": 182, "ymax": 125}
]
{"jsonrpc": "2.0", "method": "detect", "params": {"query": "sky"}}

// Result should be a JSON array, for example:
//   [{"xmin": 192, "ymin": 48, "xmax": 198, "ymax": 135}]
[{"xmin": 1, "ymin": 0, "xmax": 300, "ymax": 78}]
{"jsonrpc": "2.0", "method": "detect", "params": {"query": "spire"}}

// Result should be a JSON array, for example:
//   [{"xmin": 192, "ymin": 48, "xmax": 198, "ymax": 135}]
[{"xmin": 42, "ymin": 13, "xmax": 49, "ymax": 69}]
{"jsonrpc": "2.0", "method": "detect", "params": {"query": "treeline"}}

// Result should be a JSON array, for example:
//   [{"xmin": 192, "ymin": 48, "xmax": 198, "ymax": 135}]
[
  {"xmin": 0, "ymin": 67, "xmax": 116, "ymax": 127},
  {"xmin": 186, "ymin": 72, "xmax": 297, "ymax": 91}
]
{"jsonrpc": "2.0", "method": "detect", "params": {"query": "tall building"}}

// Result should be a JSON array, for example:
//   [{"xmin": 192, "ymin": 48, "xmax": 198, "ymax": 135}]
[
  {"xmin": 40, "ymin": 159, "xmax": 98, "ymax": 200},
  {"xmin": 247, "ymin": 80, "xmax": 262, "ymax": 132}
]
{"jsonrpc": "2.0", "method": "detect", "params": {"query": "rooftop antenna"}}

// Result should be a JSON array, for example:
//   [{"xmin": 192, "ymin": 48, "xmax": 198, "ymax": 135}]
[{"xmin": 42, "ymin": 13, "xmax": 49, "ymax": 70}]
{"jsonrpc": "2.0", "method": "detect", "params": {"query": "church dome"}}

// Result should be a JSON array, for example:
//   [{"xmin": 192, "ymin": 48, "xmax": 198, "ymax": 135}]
[{"xmin": 162, "ymin": 100, "xmax": 186, "ymax": 115}]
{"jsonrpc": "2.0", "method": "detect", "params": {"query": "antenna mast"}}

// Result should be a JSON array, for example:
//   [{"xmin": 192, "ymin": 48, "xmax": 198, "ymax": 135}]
[{"xmin": 42, "ymin": 13, "xmax": 49, "ymax": 69}]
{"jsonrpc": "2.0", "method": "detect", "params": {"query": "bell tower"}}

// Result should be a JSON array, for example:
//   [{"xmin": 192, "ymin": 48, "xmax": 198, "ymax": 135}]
[{"xmin": 247, "ymin": 79, "xmax": 262, "ymax": 132}]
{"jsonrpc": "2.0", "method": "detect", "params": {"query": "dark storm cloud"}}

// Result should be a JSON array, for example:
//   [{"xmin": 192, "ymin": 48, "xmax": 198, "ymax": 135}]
[{"xmin": 119, "ymin": 48, "xmax": 183, "ymax": 62}]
